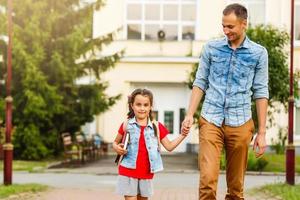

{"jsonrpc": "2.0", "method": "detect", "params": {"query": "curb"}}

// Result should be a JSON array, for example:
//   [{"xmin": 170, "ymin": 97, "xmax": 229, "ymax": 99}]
[{"xmin": 42, "ymin": 167, "xmax": 299, "ymax": 177}]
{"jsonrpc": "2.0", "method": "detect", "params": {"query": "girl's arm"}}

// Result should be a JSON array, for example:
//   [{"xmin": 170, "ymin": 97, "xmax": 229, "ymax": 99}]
[
  {"xmin": 112, "ymin": 133, "xmax": 127, "ymax": 155},
  {"xmin": 160, "ymin": 134, "xmax": 186, "ymax": 152}
]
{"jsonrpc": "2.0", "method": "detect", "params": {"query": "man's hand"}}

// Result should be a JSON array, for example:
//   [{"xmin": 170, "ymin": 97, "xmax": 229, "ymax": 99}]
[
  {"xmin": 181, "ymin": 115, "xmax": 193, "ymax": 135},
  {"xmin": 252, "ymin": 131, "xmax": 267, "ymax": 158},
  {"xmin": 254, "ymin": 98, "xmax": 268, "ymax": 158}
]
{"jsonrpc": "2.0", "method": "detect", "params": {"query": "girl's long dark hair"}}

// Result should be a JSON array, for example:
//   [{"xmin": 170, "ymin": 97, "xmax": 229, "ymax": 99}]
[{"xmin": 127, "ymin": 88, "xmax": 157, "ymax": 136}]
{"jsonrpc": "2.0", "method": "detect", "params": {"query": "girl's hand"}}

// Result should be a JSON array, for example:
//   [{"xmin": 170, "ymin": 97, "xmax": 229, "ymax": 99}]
[
  {"xmin": 114, "ymin": 143, "xmax": 128, "ymax": 155},
  {"xmin": 181, "ymin": 131, "xmax": 189, "ymax": 137},
  {"xmin": 181, "ymin": 115, "xmax": 193, "ymax": 135},
  {"xmin": 180, "ymin": 124, "xmax": 190, "ymax": 137}
]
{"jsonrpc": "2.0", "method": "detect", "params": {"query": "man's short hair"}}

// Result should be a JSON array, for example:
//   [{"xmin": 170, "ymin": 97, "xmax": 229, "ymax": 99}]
[{"xmin": 223, "ymin": 3, "xmax": 248, "ymax": 20}]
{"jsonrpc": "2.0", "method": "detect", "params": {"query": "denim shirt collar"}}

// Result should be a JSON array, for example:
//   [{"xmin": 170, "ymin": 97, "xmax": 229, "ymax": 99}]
[
  {"xmin": 223, "ymin": 35, "xmax": 251, "ymax": 50},
  {"xmin": 128, "ymin": 117, "xmax": 154, "ymax": 129}
]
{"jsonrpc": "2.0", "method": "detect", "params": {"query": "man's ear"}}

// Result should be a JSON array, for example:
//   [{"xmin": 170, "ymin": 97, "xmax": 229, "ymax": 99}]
[{"xmin": 242, "ymin": 19, "xmax": 248, "ymax": 30}]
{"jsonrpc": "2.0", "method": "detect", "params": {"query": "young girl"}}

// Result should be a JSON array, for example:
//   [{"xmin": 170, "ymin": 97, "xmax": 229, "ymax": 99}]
[{"xmin": 113, "ymin": 88, "xmax": 188, "ymax": 200}]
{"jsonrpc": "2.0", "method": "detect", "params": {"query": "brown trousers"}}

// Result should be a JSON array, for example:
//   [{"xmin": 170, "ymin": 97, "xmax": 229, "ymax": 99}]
[{"xmin": 198, "ymin": 117, "xmax": 254, "ymax": 200}]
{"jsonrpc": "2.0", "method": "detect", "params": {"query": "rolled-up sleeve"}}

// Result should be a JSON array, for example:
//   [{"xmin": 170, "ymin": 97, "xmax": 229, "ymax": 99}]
[
  {"xmin": 193, "ymin": 44, "xmax": 210, "ymax": 92},
  {"xmin": 252, "ymin": 48, "xmax": 269, "ymax": 99}
]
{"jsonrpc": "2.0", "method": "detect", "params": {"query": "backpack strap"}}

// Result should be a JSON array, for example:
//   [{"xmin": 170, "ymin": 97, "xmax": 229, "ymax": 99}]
[
  {"xmin": 152, "ymin": 120, "xmax": 161, "ymax": 152},
  {"xmin": 122, "ymin": 118, "xmax": 128, "ymax": 134}
]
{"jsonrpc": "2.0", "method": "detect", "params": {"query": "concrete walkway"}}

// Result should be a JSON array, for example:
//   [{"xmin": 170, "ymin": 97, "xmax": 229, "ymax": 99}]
[
  {"xmin": 2, "ymin": 172, "xmax": 289, "ymax": 199},
  {"xmin": 35, "ymin": 187, "xmax": 283, "ymax": 200},
  {"xmin": 1, "ymin": 154, "xmax": 298, "ymax": 200}
]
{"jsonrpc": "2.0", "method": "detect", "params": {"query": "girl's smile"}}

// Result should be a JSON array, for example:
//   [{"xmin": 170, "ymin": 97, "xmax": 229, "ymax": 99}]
[{"xmin": 131, "ymin": 94, "xmax": 152, "ymax": 124}]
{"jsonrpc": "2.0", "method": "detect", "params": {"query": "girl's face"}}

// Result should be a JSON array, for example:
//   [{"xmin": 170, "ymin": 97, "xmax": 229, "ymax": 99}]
[{"xmin": 131, "ymin": 94, "xmax": 152, "ymax": 122}]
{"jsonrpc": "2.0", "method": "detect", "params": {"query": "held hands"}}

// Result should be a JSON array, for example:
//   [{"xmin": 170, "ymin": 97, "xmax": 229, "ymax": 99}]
[
  {"xmin": 253, "ymin": 130, "xmax": 267, "ymax": 158},
  {"xmin": 113, "ymin": 142, "xmax": 127, "ymax": 156},
  {"xmin": 181, "ymin": 115, "xmax": 193, "ymax": 136},
  {"xmin": 180, "ymin": 129, "xmax": 189, "ymax": 137}
]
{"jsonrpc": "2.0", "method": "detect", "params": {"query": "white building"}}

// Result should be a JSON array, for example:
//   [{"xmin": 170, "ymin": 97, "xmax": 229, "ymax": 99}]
[{"xmin": 83, "ymin": 0, "xmax": 300, "ymax": 152}]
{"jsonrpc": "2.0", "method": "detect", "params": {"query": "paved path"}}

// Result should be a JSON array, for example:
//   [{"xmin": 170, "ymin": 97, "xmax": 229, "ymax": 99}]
[
  {"xmin": 2, "ymin": 154, "xmax": 298, "ymax": 200},
  {"xmin": 34, "ymin": 173, "xmax": 284, "ymax": 200},
  {"xmin": 1, "ymin": 172, "xmax": 292, "ymax": 200},
  {"xmin": 3, "ymin": 187, "xmax": 282, "ymax": 200}
]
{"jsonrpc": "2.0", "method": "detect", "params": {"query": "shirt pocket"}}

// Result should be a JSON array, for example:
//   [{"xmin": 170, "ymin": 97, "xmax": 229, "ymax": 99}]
[
  {"xmin": 211, "ymin": 56, "xmax": 227, "ymax": 77},
  {"xmin": 233, "ymin": 60, "xmax": 255, "ymax": 89}
]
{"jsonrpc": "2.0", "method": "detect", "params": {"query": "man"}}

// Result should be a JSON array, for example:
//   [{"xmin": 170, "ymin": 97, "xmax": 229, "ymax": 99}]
[{"xmin": 182, "ymin": 3, "xmax": 268, "ymax": 200}]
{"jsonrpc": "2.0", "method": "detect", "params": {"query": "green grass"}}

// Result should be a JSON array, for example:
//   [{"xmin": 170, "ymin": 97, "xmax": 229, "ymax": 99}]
[
  {"xmin": 254, "ymin": 183, "xmax": 300, "ymax": 200},
  {"xmin": 0, "ymin": 160, "xmax": 52, "ymax": 172},
  {"xmin": 221, "ymin": 152, "xmax": 300, "ymax": 173},
  {"xmin": 262, "ymin": 154, "xmax": 300, "ymax": 173},
  {"xmin": 0, "ymin": 183, "xmax": 48, "ymax": 198}
]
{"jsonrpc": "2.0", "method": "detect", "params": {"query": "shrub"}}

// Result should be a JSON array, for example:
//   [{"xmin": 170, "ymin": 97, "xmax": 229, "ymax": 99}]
[
  {"xmin": 247, "ymin": 151, "xmax": 269, "ymax": 171},
  {"xmin": 220, "ymin": 150, "xmax": 269, "ymax": 172}
]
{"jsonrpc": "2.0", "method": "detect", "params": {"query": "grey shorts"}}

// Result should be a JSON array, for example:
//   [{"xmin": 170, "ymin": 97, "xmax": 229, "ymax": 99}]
[{"xmin": 115, "ymin": 175, "xmax": 154, "ymax": 198}]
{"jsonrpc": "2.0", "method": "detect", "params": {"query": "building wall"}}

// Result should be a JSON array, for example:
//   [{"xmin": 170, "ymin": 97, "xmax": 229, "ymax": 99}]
[
  {"xmin": 92, "ymin": 0, "xmax": 124, "ymax": 38},
  {"xmin": 197, "ymin": 0, "xmax": 226, "ymax": 40},
  {"xmin": 97, "ymin": 60, "xmax": 194, "ymax": 144}
]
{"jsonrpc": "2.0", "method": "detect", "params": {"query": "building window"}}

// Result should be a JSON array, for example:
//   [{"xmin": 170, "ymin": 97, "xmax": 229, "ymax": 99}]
[
  {"xmin": 296, "ymin": 1, "xmax": 300, "ymax": 41},
  {"xmin": 296, "ymin": 107, "xmax": 300, "ymax": 136},
  {"xmin": 227, "ymin": 0, "xmax": 266, "ymax": 27},
  {"xmin": 296, "ymin": 88, "xmax": 300, "ymax": 137},
  {"xmin": 179, "ymin": 108, "xmax": 186, "ymax": 133},
  {"xmin": 128, "ymin": 24, "xmax": 142, "ymax": 39},
  {"xmin": 152, "ymin": 110, "xmax": 159, "ymax": 121},
  {"xmin": 128, "ymin": 4, "xmax": 142, "ymax": 20},
  {"xmin": 126, "ymin": 0, "xmax": 197, "ymax": 41},
  {"xmin": 164, "ymin": 111, "xmax": 174, "ymax": 134}
]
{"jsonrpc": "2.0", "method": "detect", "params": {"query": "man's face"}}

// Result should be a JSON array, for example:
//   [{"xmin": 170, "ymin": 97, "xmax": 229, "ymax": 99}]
[{"xmin": 222, "ymin": 12, "xmax": 247, "ymax": 43}]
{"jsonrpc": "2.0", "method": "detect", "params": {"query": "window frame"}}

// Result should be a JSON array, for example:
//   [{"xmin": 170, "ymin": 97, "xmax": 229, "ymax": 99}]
[
  {"xmin": 295, "ymin": 0, "xmax": 300, "ymax": 45},
  {"xmin": 124, "ymin": 0, "xmax": 197, "ymax": 41},
  {"xmin": 164, "ymin": 110, "xmax": 174, "ymax": 134}
]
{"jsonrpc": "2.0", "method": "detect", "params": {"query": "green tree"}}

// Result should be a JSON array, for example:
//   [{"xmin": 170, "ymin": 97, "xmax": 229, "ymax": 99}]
[
  {"xmin": 0, "ymin": 0, "xmax": 121, "ymax": 159},
  {"xmin": 247, "ymin": 25, "xmax": 290, "ymax": 128},
  {"xmin": 188, "ymin": 25, "xmax": 291, "ymax": 127}
]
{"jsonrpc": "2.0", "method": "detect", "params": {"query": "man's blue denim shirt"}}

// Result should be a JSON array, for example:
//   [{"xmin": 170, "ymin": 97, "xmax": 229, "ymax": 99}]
[{"xmin": 193, "ymin": 36, "xmax": 269, "ymax": 127}]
